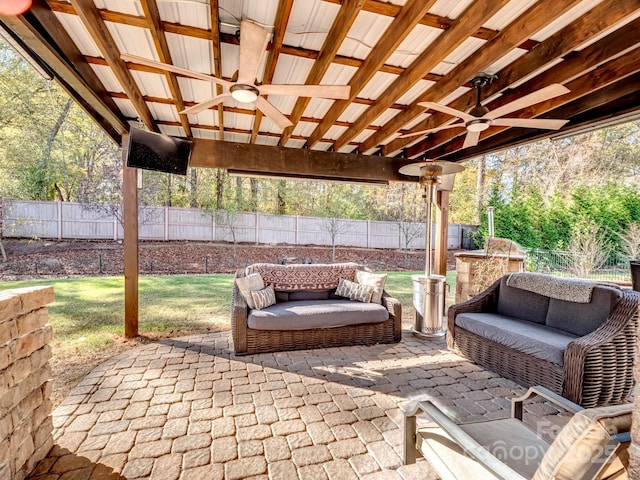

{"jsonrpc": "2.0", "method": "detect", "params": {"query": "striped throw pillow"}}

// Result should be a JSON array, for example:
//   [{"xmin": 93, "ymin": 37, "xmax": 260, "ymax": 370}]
[
  {"xmin": 335, "ymin": 278, "xmax": 374, "ymax": 303},
  {"xmin": 251, "ymin": 285, "xmax": 276, "ymax": 310}
]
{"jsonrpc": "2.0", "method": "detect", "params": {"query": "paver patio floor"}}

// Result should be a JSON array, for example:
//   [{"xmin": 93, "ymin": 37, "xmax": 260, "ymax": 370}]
[{"xmin": 27, "ymin": 329, "xmax": 565, "ymax": 480}]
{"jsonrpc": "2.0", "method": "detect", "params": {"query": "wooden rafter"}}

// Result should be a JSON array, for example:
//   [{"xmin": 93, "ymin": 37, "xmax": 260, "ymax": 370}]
[
  {"xmin": 250, "ymin": 0, "xmax": 295, "ymax": 144},
  {"xmin": 408, "ymin": 16, "xmax": 640, "ymax": 159},
  {"xmin": 139, "ymin": 0, "xmax": 191, "ymax": 137},
  {"xmin": 278, "ymin": 0, "xmax": 366, "ymax": 146},
  {"xmin": 357, "ymin": 0, "xmax": 582, "ymax": 154},
  {"xmin": 400, "ymin": 0, "xmax": 640, "ymax": 158},
  {"xmin": 438, "ymin": 74, "xmax": 640, "ymax": 163},
  {"xmin": 428, "ymin": 49, "xmax": 640, "ymax": 159},
  {"xmin": 209, "ymin": 0, "xmax": 224, "ymax": 140},
  {"xmin": 304, "ymin": 0, "xmax": 438, "ymax": 149},
  {"xmin": 312, "ymin": 0, "xmax": 507, "ymax": 151},
  {"xmin": 69, "ymin": 0, "xmax": 156, "ymax": 131}
]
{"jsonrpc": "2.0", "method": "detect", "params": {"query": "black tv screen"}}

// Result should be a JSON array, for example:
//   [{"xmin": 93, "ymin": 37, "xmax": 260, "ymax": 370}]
[{"xmin": 126, "ymin": 128, "xmax": 192, "ymax": 176}]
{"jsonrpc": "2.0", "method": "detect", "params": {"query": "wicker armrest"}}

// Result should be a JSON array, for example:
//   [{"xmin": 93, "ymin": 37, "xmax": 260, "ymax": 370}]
[
  {"xmin": 563, "ymin": 288, "xmax": 639, "ymax": 406},
  {"xmin": 382, "ymin": 291, "xmax": 402, "ymax": 341},
  {"xmin": 231, "ymin": 270, "xmax": 249, "ymax": 354},
  {"xmin": 447, "ymin": 278, "xmax": 501, "ymax": 349}
]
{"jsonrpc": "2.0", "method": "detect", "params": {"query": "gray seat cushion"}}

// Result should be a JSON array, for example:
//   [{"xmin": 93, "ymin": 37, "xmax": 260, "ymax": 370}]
[
  {"xmin": 455, "ymin": 312, "xmax": 578, "ymax": 365},
  {"xmin": 545, "ymin": 285, "xmax": 622, "ymax": 337},
  {"xmin": 497, "ymin": 277, "xmax": 550, "ymax": 324},
  {"xmin": 248, "ymin": 299, "xmax": 389, "ymax": 330}
]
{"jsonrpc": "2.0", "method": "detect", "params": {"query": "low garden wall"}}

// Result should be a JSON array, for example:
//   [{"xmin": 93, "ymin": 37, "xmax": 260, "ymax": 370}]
[{"xmin": 0, "ymin": 286, "xmax": 54, "ymax": 480}]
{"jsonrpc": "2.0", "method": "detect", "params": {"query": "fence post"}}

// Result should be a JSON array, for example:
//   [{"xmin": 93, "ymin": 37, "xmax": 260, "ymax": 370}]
[
  {"xmin": 295, "ymin": 215, "xmax": 299, "ymax": 245},
  {"xmin": 255, "ymin": 212, "xmax": 259, "ymax": 245},
  {"xmin": 211, "ymin": 212, "xmax": 216, "ymax": 242},
  {"xmin": 366, "ymin": 220, "xmax": 370, "ymax": 248},
  {"xmin": 113, "ymin": 209, "xmax": 118, "ymax": 241},
  {"xmin": 57, "ymin": 201, "xmax": 62, "ymax": 240},
  {"xmin": 164, "ymin": 206, "xmax": 169, "ymax": 241}
]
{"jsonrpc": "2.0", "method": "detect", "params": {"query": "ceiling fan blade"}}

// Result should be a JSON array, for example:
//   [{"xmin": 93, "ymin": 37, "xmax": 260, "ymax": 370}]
[
  {"xmin": 485, "ymin": 84, "xmax": 570, "ymax": 120},
  {"xmin": 237, "ymin": 21, "xmax": 271, "ymax": 85},
  {"xmin": 491, "ymin": 117, "xmax": 569, "ymax": 130},
  {"xmin": 398, "ymin": 123, "xmax": 465, "ymax": 138},
  {"xmin": 258, "ymin": 84, "xmax": 351, "ymax": 100},
  {"xmin": 121, "ymin": 53, "xmax": 232, "ymax": 88},
  {"xmin": 255, "ymin": 96, "xmax": 293, "ymax": 129},
  {"xmin": 180, "ymin": 93, "xmax": 231, "ymax": 115},
  {"xmin": 462, "ymin": 130, "xmax": 481, "ymax": 149},
  {"xmin": 418, "ymin": 102, "xmax": 476, "ymax": 122}
]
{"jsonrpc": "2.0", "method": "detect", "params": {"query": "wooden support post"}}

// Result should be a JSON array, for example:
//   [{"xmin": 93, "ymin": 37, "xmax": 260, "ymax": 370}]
[
  {"xmin": 122, "ymin": 135, "xmax": 139, "ymax": 338},
  {"xmin": 435, "ymin": 190, "xmax": 449, "ymax": 277}
]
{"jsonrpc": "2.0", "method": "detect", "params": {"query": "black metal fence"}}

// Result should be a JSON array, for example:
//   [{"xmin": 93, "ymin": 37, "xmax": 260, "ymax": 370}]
[{"xmin": 526, "ymin": 249, "xmax": 631, "ymax": 283}]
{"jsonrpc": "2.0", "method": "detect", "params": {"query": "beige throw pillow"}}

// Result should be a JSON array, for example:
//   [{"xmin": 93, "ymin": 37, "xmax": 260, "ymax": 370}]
[
  {"xmin": 336, "ymin": 278, "xmax": 374, "ymax": 303},
  {"xmin": 236, "ymin": 273, "xmax": 265, "ymax": 309},
  {"xmin": 355, "ymin": 271, "xmax": 387, "ymax": 304},
  {"xmin": 251, "ymin": 285, "xmax": 276, "ymax": 310}
]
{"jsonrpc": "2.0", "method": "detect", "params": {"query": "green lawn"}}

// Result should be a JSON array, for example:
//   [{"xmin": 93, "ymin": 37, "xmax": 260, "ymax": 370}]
[{"xmin": 0, "ymin": 271, "xmax": 456, "ymax": 356}]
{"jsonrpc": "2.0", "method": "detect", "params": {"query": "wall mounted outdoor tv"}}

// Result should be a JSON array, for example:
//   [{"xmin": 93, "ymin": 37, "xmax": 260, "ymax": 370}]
[{"xmin": 126, "ymin": 128, "xmax": 192, "ymax": 176}]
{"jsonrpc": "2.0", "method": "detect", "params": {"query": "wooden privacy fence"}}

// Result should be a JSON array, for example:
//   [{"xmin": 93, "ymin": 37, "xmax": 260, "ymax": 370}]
[{"xmin": 1, "ymin": 199, "xmax": 471, "ymax": 250}]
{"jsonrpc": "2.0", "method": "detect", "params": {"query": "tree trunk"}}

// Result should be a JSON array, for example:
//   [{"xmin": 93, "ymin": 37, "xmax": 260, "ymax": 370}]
[
  {"xmin": 215, "ymin": 169, "xmax": 225, "ymax": 210},
  {"xmin": 39, "ymin": 98, "xmax": 73, "ymax": 200},
  {"xmin": 277, "ymin": 180, "xmax": 286, "ymax": 215},
  {"xmin": 166, "ymin": 174, "xmax": 172, "ymax": 207},
  {"xmin": 250, "ymin": 178, "xmax": 258, "ymax": 211},
  {"xmin": 235, "ymin": 177, "xmax": 243, "ymax": 210},
  {"xmin": 474, "ymin": 155, "xmax": 486, "ymax": 224},
  {"xmin": 189, "ymin": 168, "xmax": 198, "ymax": 208}
]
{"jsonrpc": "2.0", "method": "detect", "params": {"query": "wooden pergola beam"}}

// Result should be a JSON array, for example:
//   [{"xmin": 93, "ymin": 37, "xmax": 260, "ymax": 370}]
[
  {"xmin": 279, "ymin": 0, "xmax": 366, "ymax": 146},
  {"xmin": 358, "ymin": 0, "xmax": 582, "ymax": 154},
  {"xmin": 326, "ymin": 0, "xmax": 509, "ymax": 151},
  {"xmin": 189, "ymin": 138, "xmax": 408, "ymax": 183},
  {"xmin": 122, "ymin": 135, "xmax": 139, "ymax": 338},
  {"xmin": 304, "ymin": 0, "xmax": 439, "ymax": 148},
  {"xmin": 250, "ymin": 0, "xmax": 294, "ymax": 144},
  {"xmin": 70, "ymin": 0, "xmax": 156, "ymax": 131},
  {"xmin": 209, "ymin": 0, "xmax": 224, "ymax": 140},
  {"xmin": 140, "ymin": 0, "xmax": 191, "ymax": 136}
]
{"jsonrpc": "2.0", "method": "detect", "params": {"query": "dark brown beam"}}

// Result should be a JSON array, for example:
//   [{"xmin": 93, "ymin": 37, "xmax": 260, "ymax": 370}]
[
  {"xmin": 359, "ymin": 0, "xmax": 582, "ymax": 154},
  {"xmin": 122, "ymin": 135, "xmax": 138, "ymax": 338},
  {"xmin": 70, "ymin": 0, "xmax": 156, "ymax": 131},
  {"xmin": 189, "ymin": 138, "xmax": 408, "ymax": 182},
  {"xmin": 324, "ymin": 0, "xmax": 509, "ymax": 151},
  {"xmin": 395, "ymin": 0, "xmax": 640, "ymax": 158},
  {"xmin": 279, "ymin": 0, "xmax": 366, "ymax": 146}
]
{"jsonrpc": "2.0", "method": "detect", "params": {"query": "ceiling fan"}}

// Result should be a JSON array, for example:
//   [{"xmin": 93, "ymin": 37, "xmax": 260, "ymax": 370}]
[
  {"xmin": 400, "ymin": 74, "xmax": 570, "ymax": 148},
  {"xmin": 121, "ymin": 20, "xmax": 350, "ymax": 129}
]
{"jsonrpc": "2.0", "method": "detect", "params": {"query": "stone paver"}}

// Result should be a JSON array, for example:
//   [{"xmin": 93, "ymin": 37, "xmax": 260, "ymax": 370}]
[{"xmin": 27, "ymin": 329, "xmax": 540, "ymax": 479}]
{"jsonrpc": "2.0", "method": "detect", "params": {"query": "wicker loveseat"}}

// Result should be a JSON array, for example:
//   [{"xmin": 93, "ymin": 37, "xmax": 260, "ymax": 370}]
[
  {"xmin": 232, "ymin": 262, "xmax": 402, "ymax": 355},
  {"xmin": 447, "ymin": 272, "xmax": 639, "ymax": 407}
]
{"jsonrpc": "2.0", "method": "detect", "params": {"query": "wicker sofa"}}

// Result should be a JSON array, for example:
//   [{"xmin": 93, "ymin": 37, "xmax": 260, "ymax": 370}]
[
  {"xmin": 447, "ymin": 272, "xmax": 639, "ymax": 407},
  {"xmin": 232, "ymin": 262, "xmax": 402, "ymax": 355}
]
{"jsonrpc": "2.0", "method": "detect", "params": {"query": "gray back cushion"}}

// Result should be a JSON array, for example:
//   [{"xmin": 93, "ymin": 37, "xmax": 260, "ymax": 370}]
[
  {"xmin": 497, "ymin": 277, "xmax": 550, "ymax": 324},
  {"xmin": 545, "ymin": 285, "xmax": 622, "ymax": 337},
  {"xmin": 288, "ymin": 290, "xmax": 331, "ymax": 301}
]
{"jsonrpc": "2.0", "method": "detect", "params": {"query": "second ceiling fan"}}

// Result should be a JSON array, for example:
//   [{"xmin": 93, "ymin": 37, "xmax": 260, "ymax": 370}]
[
  {"xmin": 121, "ymin": 20, "xmax": 350, "ymax": 130},
  {"xmin": 401, "ymin": 74, "xmax": 570, "ymax": 148}
]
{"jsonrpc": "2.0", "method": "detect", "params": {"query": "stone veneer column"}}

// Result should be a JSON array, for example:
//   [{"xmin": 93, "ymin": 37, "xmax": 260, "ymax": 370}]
[{"xmin": 0, "ymin": 286, "xmax": 54, "ymax": 480}]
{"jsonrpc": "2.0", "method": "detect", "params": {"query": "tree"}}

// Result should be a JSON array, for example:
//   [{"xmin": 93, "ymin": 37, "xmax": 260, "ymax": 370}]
[{"xmin": 568, "ymin": 223, "xmax": 610, "ymax": 278}]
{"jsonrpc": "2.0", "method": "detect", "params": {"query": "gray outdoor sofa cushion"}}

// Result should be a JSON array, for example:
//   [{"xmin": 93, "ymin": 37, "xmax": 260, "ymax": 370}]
[
  {"xmin": 455, "ymin": 312, "xmax": 578, "ymax": 365},
  {"xmin": 496, "ymin": 276, "xmax": 550, "ymax": 324},
  {"xmin": 545, "ymin": 285, "xmax": 622, "ymax": 336},
  {"xmin": 248, "ymin": 299, "xmax": 390, "ymax": 330}
]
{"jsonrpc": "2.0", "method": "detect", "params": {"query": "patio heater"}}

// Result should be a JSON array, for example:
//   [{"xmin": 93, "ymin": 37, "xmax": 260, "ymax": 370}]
[{"xmin": 399, "ymin": 160, "xmax": 465, "ymax": 337}]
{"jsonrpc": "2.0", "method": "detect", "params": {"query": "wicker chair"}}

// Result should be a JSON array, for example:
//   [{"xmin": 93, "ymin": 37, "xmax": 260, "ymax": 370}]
[
  {"xmin": 447, "ymin": 276, "xmax": 639, "ymax": 408},
  {"xmin": 232, "ymin": 266, "xmax": 402, "ymax": 355},
  {"xmin": 403, "ymin": 386, "xmax": 632, "ymax": 480}
]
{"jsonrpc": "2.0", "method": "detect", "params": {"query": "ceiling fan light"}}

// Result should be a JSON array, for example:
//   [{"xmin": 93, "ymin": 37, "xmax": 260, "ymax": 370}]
[
  {"xmin": 230, "ymin": 84, "xmax": 259, "ymax": 103},
  {"xmin": 466, "ymin": 119, "xmax": 490, "ymax": 133}
]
